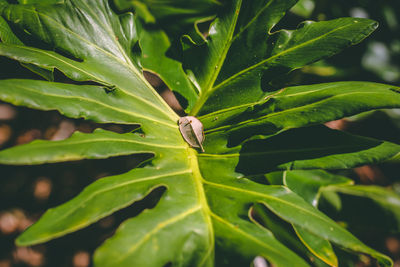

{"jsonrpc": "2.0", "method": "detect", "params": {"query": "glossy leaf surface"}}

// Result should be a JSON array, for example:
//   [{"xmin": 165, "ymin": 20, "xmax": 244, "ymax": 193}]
[
  {"xmin": 321, "ymin": 185, "xmax": 400, "ymax": 234},
  {"xmin": 283, "ymin": 170, "xmax": 352, "ymax": 266},
  {"xmin": 0, "ymin": 0, "xmax": 399, "ymax": 266},
  {"xmin": 139, "ymin": 27, "xmax": 198, "ymax": 111}
]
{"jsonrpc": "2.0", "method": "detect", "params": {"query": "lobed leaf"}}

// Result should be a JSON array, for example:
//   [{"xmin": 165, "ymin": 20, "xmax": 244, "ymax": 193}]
[
  {"xmin": 252, "ymin": 203, "xmax": 332, "ymax": 267},
  {"xmin": 16, "ymin": 161, "xmax": 193, "ymax": 246},
  {"xmin": 202, "ymin": 176, "xmax": 391, "ymax": 266},
  {"xmin": 0, "ymin": 0, "xmax": 398, "ymax": 266},
  {"xmin": 294, "ymin": 226, "xmax": 338, "ymax": 267},
  {"xmin": 268, "ymin": 170, "xmax": 352, "ymax": 266},
  {"xmin": 202, "ymin": 17, "xmax": 379, "ymax": 114},
  {"xmin": 139, "ymin": 27, "xmax": 199, "ymax": 111},
  {"xmin": 185, "ymin": 0, "xmax": 378, "ymax": 115},
  {"xmin": 321, "ymin": 185, "xmax": 400, "ymax": 234},
  {"xmin": 0, "ymin": 16, "xmax": 53, "ymax": 80},
  {"xmin": 201, "ymin": 82, "xmax": 400, "ymax": 143},
  {"xmin": 0, "ymin": 0, "xmax": 177, "ymax": 123},
  {"xmin": 200, "ymin": 125, "xmax": 400, "ymax": 174},
  {"xmin": 0, "ymin": 128, "xmax": 186, "ymax": 165},
  {"xmin": 283, "ymin": 170, "xmax": 353, "ymax": 207}
]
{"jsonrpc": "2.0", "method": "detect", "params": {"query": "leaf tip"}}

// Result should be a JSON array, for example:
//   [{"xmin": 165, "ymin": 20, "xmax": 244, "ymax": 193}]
[{"xmin": 15, "ymin": 234, "xmax": 30, "ymax": 247}]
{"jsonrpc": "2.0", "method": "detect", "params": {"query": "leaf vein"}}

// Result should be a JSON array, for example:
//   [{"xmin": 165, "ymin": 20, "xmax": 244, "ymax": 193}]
[
  {"xmin": 11, "ymin": 83, "xmax": 177, "ymax": 128},
  {"xmin": 116, "ymin": 205, "xmax": 202, "ymax": 264}
]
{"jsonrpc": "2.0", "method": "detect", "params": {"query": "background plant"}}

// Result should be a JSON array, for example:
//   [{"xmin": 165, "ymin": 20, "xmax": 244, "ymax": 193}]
[{"xmin": 0, "ymin": 0, "xmax": 400, "ymax": 266}]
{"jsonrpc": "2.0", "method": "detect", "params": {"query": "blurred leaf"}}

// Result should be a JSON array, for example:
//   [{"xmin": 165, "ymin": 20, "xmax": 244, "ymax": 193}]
[
  {"xmin": 113, "ymin": 0, "xmax": 220, "ymax": 31},
  {"xmin": 321, "ymin": 185, "xmax": 400, "ymax": 233},
  {"xmin": 362, "ymin": 42, "xmax": 400, "ymax": 82},
  {"xmin": 290, "ymin": 0, "xmax": 315, "ymax": 18}
]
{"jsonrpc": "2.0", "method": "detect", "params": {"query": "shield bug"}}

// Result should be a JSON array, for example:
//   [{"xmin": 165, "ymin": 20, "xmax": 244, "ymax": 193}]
[{"xmin": 178, "ymin": 116, "xmax": 205, "ymax": 152}]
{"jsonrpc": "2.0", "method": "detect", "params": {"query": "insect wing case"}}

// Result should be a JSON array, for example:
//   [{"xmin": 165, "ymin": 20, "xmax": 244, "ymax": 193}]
[{"xmin": 178, "ymin": 116, "xmax": 205, "ymax": 151}]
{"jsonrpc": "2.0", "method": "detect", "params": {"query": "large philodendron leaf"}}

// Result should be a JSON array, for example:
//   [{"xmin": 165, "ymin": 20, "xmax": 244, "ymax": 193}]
[
  {"xmin": 200, "ymin": 82, "xmax": 400, "ymax": 145},
  {"xmin": 0, "ymin": 15, "xmax": 54, "ymax": 80},
  {"xmin": 0, "ymin": 0, "xmax": 179, "ymax": 134},
  {"xmin": 138, "ymin": 27, "xmax": 199, "ymax": 111},
  {"xmin": 273, "ymin": 170, "xmax": 400, "ymax": 264},
  {"xmin": 267, "ymin": 170, "xmax": 353, "ymax": 266},
  {"xmin": 1, "ymin": 0, "xmax": 400, "ymax": 266},
  {"xmin": 320, "ymin": 185, "xmax": 400, "ymax": 234},
  {"xmin": 185, "ymin": 0, "xmax": 379, "ymax": 115}
]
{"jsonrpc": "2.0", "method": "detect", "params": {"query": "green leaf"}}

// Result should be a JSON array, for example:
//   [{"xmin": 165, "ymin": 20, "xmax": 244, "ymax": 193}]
[
  {"xmin": 0, "ymin": 128, "xmax": 184, "ymax": 165},
  {"xmin": 95, "ymin": 184, "xmax": 311, "ymax": 267},
  {"xmin": 282, "ymin": 170, "xmax": 353, "ymax": 266},
  {"xmin": 16, "ymin": 157, "xmax": 192, "ymax": 246},
  {"xmin": 185, "ymin": 0, "xmax": 378, "ymax": 115},
  {"xmin": 0, "ymin": 16, "xmax": 54, "ymax": 80},
  {"xmin": 113, "ymin": 0, "xmax": 220, "ymax": 26},
  {"xmin": 290, "ymin": 0, "xmax": 315, "ymax": 18},
  {"xmin": 0, "ymin": 79, "xmax": 177, "ymax": 135},
  {"xmin": 0, "ymin": 0, "xmax": 177, "ymax": 124},
  {"xmin": 284, "ymin": 170, "xmax": 353, "ymax": 206},
  {"xmin": 200, "ymin": 125, "xmax": 400, "ymax": 175},
  {"xmin": 201, "ymin": 82, "xmax": 400, "ymax": 143},
  {"xmin": 252, "ymin": 203, "xmax": 330, "ymax": 266},
  {"xmin": 202, "ymin": 177, "xmax": 391, "ymax": 267},
  {"xmin": 186, "ymin": 0, "xmax": 297, "ymax": 115},
  {"xmin": 294, "ymin": 226, "xmax": 338, "ymax": 267},
  {"xmin": 0, "ymin": 15, "xmax": 20, "ymax": 44},
  {"xmin": 321, "ymin": 185, "xmax": 400, "ymax": 234},
  {"xmin": 139, "ymin": 27, "xmax": 198, "ymax": 111},
  {"xmin": 1, "ymin": 0, "xmax": 398, "ymax": 266}
]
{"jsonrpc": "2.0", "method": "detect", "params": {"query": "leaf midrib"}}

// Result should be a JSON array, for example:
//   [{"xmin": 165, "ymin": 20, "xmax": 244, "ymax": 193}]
[
  {"xmin": 107, "ymin": 149, "xmax": 216, "ymax": 265},
  {"xmin": 17, "ymin": 6, "xmax": 178, "ymax": 120},
  {"xmin": 210, "ymin": 212, "xmax": 289, "ymax": 256},
  {"xmin": 190, "ymin": 0, "xmax": 242, "ymax": 115},
  {"xmin": 212, "ymin": 22, "xmax": 357, "ymax": 92},
  {"xmin": 231, "ymin": 0, "xmax": 274, "ymax": 42},
  {"xmin": 205, "ymin": 90, "xmax": 394, "ymax": 134},
  {"xmin": 16, "ymin": 136, "xmax": 188, "ymax": 150},
  {"xmin": 9, "ymin": 83, "xmax": 177, "ymax": 127},
  {"xmin": 193, "ymin": 20, "xmax": 365, "ymax": 117},
  {"xmin": 115, "ymin": 205, "xmax": 203, "ymax": 264},
  {"xmin": 1, "ymin": 44, "xmax": 175, "ymax": 118},
  {"xmin": 188, "ymin": 149, "xmax": 215, "ymax": 263},
  {"xmin": 198, "ymin": 143, "xmax": 380, "ymax": 158},
  {"xmin": 199, "ymin": 87, "xmax": 287, "ymax": 123},
  {"xmin": 203, "ymin": 180, "xmax": 365, "ymax": 247},
  {"xmin": 19, "ymin": 168, "xmax": 193, "ymax": 245}
]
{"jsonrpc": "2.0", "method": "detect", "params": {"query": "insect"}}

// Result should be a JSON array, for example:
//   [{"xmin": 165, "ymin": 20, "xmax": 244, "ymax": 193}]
[{"xmin": 178, "ymin": 116, "xmax": 205, "ymax": 152}]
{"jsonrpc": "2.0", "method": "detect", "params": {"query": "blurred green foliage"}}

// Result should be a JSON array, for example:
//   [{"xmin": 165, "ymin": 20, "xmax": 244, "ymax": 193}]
[{"xmin": 290, "ymin": 0, "xmax": 400, "ymax": 86}]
